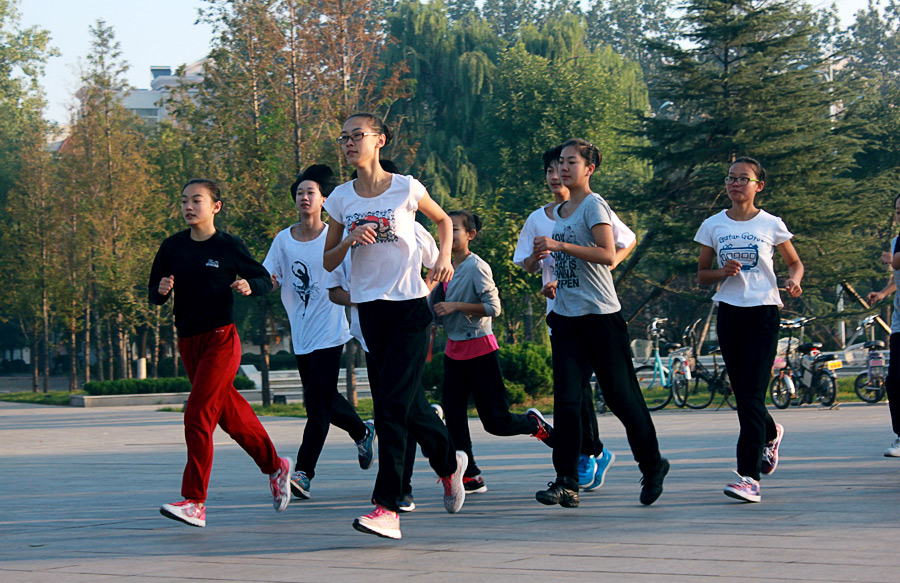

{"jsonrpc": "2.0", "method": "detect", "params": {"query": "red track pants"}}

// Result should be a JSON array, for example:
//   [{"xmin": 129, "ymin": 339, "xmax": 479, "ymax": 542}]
[{"xmin": 178, "ymin": 324, "xmax": 279, "ymax": 502}]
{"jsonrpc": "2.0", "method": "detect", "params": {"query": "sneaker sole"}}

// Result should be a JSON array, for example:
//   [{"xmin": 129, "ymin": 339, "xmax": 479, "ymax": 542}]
[
  {"xmin": 885, "ymin": 451, "xmax": 900, "ymax": 457},
  {"xmin": 586, "ymin": 451, "xmax": 616, "ymax": 492},
  {"xmin": 465, "ymin": 484, "xmax": 488, "ymax": 494},
  {"xmin": 290, "ymin": 483, "xmax": 310, "ymax": 500},
  {"xmin": 160, "ymin": 506, "xmax": 205, "ymax": 528},
  {"xmin": 352, "ymin": 518, "xmax": 401, "ymax": 539},
  {"xmin": 398, "ymin": 503, "xmax": 416, "ymax": 513},
  {"xmin": 723, "ymin": 487, "xmax": 761, "ymax": 503}
]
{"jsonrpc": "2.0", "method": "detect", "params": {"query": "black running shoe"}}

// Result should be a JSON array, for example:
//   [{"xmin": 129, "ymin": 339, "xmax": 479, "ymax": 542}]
[
  {"xmin": 639, "ymin": 458, "xmax": 669, "ymax": 506},
  {"xmin": 535, "ymin": 478, "xmax": 579, "ymax": 507}
]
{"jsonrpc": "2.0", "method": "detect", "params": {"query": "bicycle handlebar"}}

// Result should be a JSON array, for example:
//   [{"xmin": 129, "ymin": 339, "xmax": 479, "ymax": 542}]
[{"xmin": 779, "ymin": 316, "xmax": 815, "ymax": 329}]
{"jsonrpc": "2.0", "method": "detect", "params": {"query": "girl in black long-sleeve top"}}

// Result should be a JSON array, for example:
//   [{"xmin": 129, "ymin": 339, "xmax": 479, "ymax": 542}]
[{"xmin": 150, "ymin": 178, "xmax": 292, "ymax": 528}]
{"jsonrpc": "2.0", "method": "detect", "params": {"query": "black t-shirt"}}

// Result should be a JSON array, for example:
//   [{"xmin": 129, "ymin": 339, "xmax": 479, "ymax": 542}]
[{"xmin": 148, "ymin": 229, "xmax": 272, "ymax": 337}]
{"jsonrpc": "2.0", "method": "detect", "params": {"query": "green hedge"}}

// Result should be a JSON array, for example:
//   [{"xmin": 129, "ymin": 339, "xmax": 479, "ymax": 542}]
[
  {"xmin": 84, "ymin": 375, "xmax": 255, "ymax": 395},
  {"xmin": 421, "ymin": 341, "xmax": 552, "ymax": 403}
]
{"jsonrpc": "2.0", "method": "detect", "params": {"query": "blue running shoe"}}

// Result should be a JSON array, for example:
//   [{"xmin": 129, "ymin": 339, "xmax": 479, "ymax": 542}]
[
  {"xmin": 585, "ymin": 449, "xmax": 615, "ymax": 491},
  {"xmin": 577, "ymin": 455, "xmax": 597, "ymax": 489},
  {"xmin": 290, "ymin": 470, "xmax": 311, "ymax": 500},
  {"xmin": 356, "ymin": 420, "xmax": 376, "ymax": 470}
]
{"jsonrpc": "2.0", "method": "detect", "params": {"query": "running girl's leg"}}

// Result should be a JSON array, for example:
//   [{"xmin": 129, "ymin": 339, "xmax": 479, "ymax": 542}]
[
  {"xmin": 180, "ymin": 324, "xmax": 279, "ymax": 502},
  {"xmin": 717, "ymin": 303, "xmax": 779, "ymax": 480},
  {"xmin": 468, "ymin": 351, "xmax": 536, "ymax": 438},
  {"xmin": 547, "ymin": 312, "xmax": 591, "ymax": 484},
  {"xmin": 442, "ymin": 354, "xmax": 480, "ymax": 476},
  {"xmin": 295, "ymin": 345, "xmax": 345, "ymax": 479},
  {"xmin": 359, "ymin": 299, "xmax": 456, "ymax": 512},
  {"xmin": 581, "ymin": 383, "xmax": 603, "ymax": 457},
  {"xmin": 886, "ymin": 333, "xmax": 900, "ymax": 436},
  {"xmin": 584, "ymin": 313, "xmax": 661, "ymax": 472}
]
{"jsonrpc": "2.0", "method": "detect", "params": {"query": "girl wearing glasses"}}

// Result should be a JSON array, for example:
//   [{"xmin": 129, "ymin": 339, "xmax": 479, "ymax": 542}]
[
  {"xmin": 695, "ymin": 157, "xmax": 803, "ymax": 503},
  {"xmin": 531, "ymin": 139, "xmax": 668, "ymax": 509},
  {"xmin": 323, "ymin": 113, "xmax": 466, "ymax": 539}
]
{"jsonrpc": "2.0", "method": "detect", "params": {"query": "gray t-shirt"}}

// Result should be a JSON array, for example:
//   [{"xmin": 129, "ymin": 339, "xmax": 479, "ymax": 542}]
[{"xmin": 550, "ymin": 193, "xmax": 621, "ymax": 316}]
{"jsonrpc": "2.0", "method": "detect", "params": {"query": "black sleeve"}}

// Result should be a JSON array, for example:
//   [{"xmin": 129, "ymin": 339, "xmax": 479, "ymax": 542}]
[
  {"xmin": 894, "ymin": 236, "xmax": 900, "ymax": 255},
  {"xmin": 233, "ymin": 236, "xmax": 274, "ymax": 296},
  {"xmin": 148, "ymin": 241, "xmax": 171, "ymax": 305}
]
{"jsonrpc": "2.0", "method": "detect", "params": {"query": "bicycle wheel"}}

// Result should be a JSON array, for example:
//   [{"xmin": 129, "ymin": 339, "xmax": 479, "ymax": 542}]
[
  {"xmin": 770, "ymin": 375, "xmax": 791, "ymax": 409},
  {"xmin": 670, "ymin": 358, "xmax": 690, "ymax": 408},
  {"xmin": 635, "ymin": 365, "xmax": 671, "ymax": 411},
  {"xmin": 854, "ymin": 372, "xmax": 885, "ymax": 403},
  {"xmin": 683, "ymin": 373, "xmax": 716, "ymax": 409},
  {"xmin": 812, "ymin": 370, "xmax": 837, "ymax": 407},
  {"xmin": 719, "ymin": 371, "xmax": 737, "ymax": 410}
]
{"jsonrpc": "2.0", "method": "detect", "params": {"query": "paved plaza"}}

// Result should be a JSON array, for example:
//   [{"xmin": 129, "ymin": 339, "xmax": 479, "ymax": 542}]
[{"xmin": 1, "ymin": 399, "xmax": 898, "ymax": 582}]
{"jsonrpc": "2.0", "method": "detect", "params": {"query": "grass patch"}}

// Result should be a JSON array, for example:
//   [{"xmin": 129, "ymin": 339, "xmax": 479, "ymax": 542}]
[{"xmin": 0, "ymin": 391, "xmax": 82, "ymax": 406}]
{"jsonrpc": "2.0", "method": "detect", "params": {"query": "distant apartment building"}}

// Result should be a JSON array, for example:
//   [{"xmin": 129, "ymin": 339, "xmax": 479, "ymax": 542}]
[{"xmin": 121, "ymin": 58, "xmax": 205, "ymax": 125}]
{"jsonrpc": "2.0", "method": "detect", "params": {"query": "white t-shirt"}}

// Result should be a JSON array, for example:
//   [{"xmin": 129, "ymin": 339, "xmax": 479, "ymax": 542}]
[
  {"xmin": 323, "ymin": 174, "xmax": 431, "ymax": 303},
  {"xmin": 327, "ymin": 223, "xmax": 439, "ymax": 353},
  {"xmin": 263, "ymin": 226, "xmax": 352, "ymax": 355},
  {"xmin": 694, "ymin": 209, "xmax": 793, "ymax": 307},
  {"xmin": 514, "ymin": 203, "xmax": 636, "ymax": 314}
]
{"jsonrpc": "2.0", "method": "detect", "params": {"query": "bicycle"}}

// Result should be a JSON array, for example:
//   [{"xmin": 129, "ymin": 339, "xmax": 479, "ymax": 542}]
[
  {"xmin": 852, "ymin": 315, "xmax": 887, "ymax": 403},
  {"xmin": 769, "ymin": 317, "xmax": 841, "ymax": 409},
  {"xmin": 672, "ymin": 318, "xmax": 735, "ymax": 410},
  {"xmin": 634, "ymin": 318, "xmax": 692, "ymax": 411}
]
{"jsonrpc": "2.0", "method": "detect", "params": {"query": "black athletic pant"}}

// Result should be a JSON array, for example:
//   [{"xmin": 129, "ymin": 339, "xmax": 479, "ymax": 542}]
[
  {"xmin": 716, "ymin": 302, "xmax": 779, "ymax": 481},
  {"xmin": 358, "ymin": 298, "xmax": 457, "ymax": 512},
  {"xmin": 885, "ymin": 333, "xmax": 900, "ymax": 435},
  {"xmin": 295, "ymin": 345, "xmax": 367, "ymax": 479},
  {"xmin": 442, "ymin": 350, "xmax": 537, "ymax": 477},
  {"xmin": 547, "ymin": 310, "xmax": 661, "ymax": 483}
]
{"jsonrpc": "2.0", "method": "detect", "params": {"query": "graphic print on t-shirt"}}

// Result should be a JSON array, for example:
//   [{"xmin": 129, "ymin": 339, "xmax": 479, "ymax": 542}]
[
  {"xmin": 347, "ymin": 209, "xmax": 398, "ymax": 243},
  {"xmin": 719, "ymin": 243, "xmax": 759, "ymax": 271},
  {"xmin": 291, "ymin": 260, "xmax": 320, "ymax": 317},
  {"xmin": 552, "ymin": 225, "xmax": 580, "ymax": 289}
]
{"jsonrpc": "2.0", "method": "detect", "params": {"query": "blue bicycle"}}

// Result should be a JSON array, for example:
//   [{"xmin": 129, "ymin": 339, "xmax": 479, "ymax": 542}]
[{"xmin": 635, "ymin": 318, "xmax": 692, "ymax": 411}]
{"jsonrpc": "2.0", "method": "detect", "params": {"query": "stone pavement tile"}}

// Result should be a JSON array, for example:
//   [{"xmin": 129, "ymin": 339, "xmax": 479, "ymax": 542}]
[{"xmin": 3, "ymin": 401, "xmax": 900, "ymax": 583}]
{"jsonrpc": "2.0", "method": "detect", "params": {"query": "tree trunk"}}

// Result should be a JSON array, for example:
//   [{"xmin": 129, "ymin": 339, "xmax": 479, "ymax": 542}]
[
  {"xmin": 84, "ymin": 301, "xmax": 91, "ymax": 383},
  {"xmin": 115, "ymin": 313, "xmax": 127, "ymax": 379},
  {"xmin": 68, "ymin": 314, "xmax": 77, "ymax": 393},
  {"xmin": 523, "ymin": 294, "xmax": 534, "ymax": 342},
  {"xmin": 31, "ymin": 337, "xmax": 39, "ymax": 393},
  {"xmin": 106, "ymin": 319, "xmax": 115, "ymax": 380},
  {"xmin": 172, "ymin": 321, "xmax": 179, "ymax": 377},
  {"xmin": 93, "ymin": 309, "xmax": 104, "ymax": 382},
  {"xmin": 259, "ymin": 300, "xmax": 271, "ymax": 407},
  {"xmin": 345, "ymin": 339, "xmax": 358, "ymax": 407}
]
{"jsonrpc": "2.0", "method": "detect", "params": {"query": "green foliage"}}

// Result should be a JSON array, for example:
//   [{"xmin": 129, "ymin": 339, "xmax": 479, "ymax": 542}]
[
  {"xmin": 83, "ymin": 375, "xmax": 255, "ymax": 395},
  {"xmin": 0, "ymin": 391, "xmax": 80, "ymax": 406},
  {"xmin": 498, "ymin": 342, "xmax": 553, "ymax": 397}
]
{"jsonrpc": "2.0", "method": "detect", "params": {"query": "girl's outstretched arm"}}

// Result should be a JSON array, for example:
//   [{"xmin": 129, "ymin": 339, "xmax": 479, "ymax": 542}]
[
  {"xmin": 533, "ymin": 223, "xmax": 616, "ymax": 266},
  {"xmin": 697, "ymin": 244, "xmax": 741, "ymax": 285},
  {"xmin": 777, "ymin": 240, "xmax": 804, "ymax": 298},
  {"xmin": 417, "ymin": 192, "xmax": 453, "ymax": 283}
]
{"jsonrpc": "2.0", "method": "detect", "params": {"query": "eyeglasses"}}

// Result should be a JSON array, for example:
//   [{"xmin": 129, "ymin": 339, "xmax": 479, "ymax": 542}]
[
  {"xmin": 724, "ymin": 176, "xmax": 762, "ymax": 186},
  {"xmin": 336, "ymin": 132, "xmax": 381, "ymax": 145}
]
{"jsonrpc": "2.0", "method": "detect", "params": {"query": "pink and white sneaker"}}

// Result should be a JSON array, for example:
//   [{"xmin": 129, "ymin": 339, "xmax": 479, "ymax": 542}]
[
  {"xmin": 269, "ymin": 456, "xmax": 293, "ymax": 512},
  {"xmin": 353, "ymin": 504, "xmax": 401, "ymax": 539},
  {"xmin": 723, "ymin": 472, "xmax": 761, "ymax": 503},
  {"xmin": 761, "ymin": 423, "xmax": 784, "ymax": 476},
  {"xmin": 439, "ymin": 451, "xmax": 468, "ymax": 513},
  {"xmin": 160, "ymin": 500, "xmax": 206, "ymax": 527}
]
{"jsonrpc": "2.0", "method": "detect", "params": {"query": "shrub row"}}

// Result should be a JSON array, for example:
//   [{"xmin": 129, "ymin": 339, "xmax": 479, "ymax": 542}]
[
  {"xmin": 84, "ymin": 375, "xmax": 255, "ymax": 395},
  {"xmin": 421, "ymin": 341, "xmax": 553, "ymax": 404}
]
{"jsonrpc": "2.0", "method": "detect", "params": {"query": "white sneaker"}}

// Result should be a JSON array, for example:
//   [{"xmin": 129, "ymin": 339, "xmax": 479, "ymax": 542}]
[
  {"xmin": 160, "ymin": 500, "xmax": 206, "ymax": 527},
  {"xmin": 439, "ymin": 451, "xmax": 467, "ymax": 513},
  {"xmin": 884, "ymin": 435, "xmax": 900, "ymax": 457},
  {"xmin": 353, "ymin": 505, "xmax": 401, "ymax": 539}
]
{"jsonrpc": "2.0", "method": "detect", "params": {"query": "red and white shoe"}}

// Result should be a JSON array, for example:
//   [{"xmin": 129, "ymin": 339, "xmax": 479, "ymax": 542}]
[
  {"xmin": 269, "ymin": 456, "xmax": 293, "ymax": 512},
  {"xmin": 160, "ymin": 500, "xmax": 206, "ymax": 527},
  {"xmin": 353, "ymin": 505, "xmax": 401, "ymax": 539}
]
